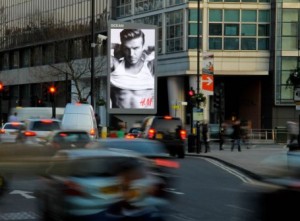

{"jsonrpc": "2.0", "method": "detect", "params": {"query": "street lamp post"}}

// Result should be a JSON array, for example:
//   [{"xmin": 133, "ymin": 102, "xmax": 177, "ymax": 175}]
[{"xmin": 90, "ymin": 0, "xmax": 95, "ymax": 109}]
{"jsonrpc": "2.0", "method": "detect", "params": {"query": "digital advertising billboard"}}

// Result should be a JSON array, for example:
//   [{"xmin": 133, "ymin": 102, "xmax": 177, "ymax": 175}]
[{"xmin": 108, "ymin": 21, "xmax": 157, "ymax": 114}]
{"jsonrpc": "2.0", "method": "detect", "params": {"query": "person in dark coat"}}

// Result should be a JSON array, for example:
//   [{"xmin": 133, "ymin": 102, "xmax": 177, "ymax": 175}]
[
  {"xmin": 202, "ymin": 123, "xmax": 210, "ymax": 153},
  {"xmin": 231, "ymin": 119, "xmax": 241, "ymax": 152}
]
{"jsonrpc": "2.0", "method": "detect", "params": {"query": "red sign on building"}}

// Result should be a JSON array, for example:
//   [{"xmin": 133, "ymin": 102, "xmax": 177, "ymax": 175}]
[{"xmin": 201, "ymin": 74, "xmax": 214, "ymax": 94}]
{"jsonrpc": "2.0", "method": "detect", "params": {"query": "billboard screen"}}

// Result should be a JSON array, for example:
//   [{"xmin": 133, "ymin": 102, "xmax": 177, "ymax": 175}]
[{"xmin": 108, "ymin": 21, "xmax": 157, "ymax": 114}]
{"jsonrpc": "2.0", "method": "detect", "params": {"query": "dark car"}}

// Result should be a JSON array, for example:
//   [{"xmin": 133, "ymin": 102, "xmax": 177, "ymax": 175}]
[{"xmin": 138, "ymin": 116, "xmax": 187, "ymax": 158}]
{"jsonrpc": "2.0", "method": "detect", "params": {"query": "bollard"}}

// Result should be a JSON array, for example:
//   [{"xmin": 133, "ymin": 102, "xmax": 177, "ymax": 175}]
[{"xmin": 101, "ymin": 126, "xmax": 107, "ymax": 139}]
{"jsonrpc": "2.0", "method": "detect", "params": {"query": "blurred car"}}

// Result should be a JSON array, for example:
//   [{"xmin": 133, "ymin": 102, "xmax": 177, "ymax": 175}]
[
  {"xmin": 15, "ymin": 118, "xmax": 61, "ymax": 144},
  {"xmin": 45, "ymin": 129, "xmax": 92, "ymax": 150},
  {"xmin": 36, "ymin": 148, "xmax": 169, "ymax": 220},
  {"xmin": 127, "ymin": 127, "xmax": 142, "ymax": 138},
  {"xmin": 0, "ymin": 122, "xmax": 25, "ymax": 143},
  {"xmin": 88, "ymin": 138, "xmax": 179, "ymax": 190},
  {"xmin": 139, "ymin": 116, "xmax": 187, "ymax": 158}
]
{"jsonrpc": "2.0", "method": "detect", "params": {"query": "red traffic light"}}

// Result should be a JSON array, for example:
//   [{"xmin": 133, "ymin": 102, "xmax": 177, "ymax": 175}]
[
  {"xmin": 49, "ymin": 86, "xmax": 56, "ymax": 94},
  {"xmin": 0, "ymin": 82, "xmax": 3, "ymax": 91},
  {"xmin": 188, "ymin": 88, "xmax": 195, "ymax": 97}
]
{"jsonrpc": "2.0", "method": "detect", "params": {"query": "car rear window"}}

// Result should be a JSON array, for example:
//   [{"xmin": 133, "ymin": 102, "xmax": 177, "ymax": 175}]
[
  {"xmin": 4, "ymin": 123, "xmax": 23, "ymax": 130},
  {"xmin": 31, "ymin": 121, "xmax": 61, "ymax": 131},
  {"xmin": 152, "ymin": 119, "xmax": 182, "ymax": 132},
  {"xmin": 53, "ymin": 132, "xmax": 91, "ymax": 143}
]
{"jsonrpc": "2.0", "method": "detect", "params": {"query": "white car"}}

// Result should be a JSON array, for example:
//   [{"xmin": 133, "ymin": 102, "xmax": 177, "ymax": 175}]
[
  {"xmin": 0, "ymin": 122, "xmax": 25, "ymax": 143},
  {"xmin": 15, "ymin": 118, "xmax": 61, "ymax": 144}
]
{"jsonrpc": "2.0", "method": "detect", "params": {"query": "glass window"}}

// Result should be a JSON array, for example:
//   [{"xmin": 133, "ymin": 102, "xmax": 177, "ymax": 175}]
[
  {"xmin": 224, "ymin": 24, "xmax": 239, "ymax": 36},
  {"xmin": 258, "ymin": 24, "xmax": 269, "ymax": 36},
  {"xmin": 20, "ymin": 48, "xmax": 31, "ymax": 67},
  {"xmin": 282, "ymin": 37, "xmax": 298, "ymax": 50},
  {"xmin": 43, "ymin": 44, "xmax": 54, "ymax": 65},
  {"xmin": 242, "ymin": 10, "xmax": 257, "ymax": 22},
  {"xmin": 189, "ymin": 23, "xmax": 202, "ymax": 35},
  {"xmin": 209, "ymin": 10, "xmax": 222, "ymax": 22},
  {"xmin": 241, "ymin": 38, "xmax": 256, "ymax": 50},
  {"xmin": 259, "ymin": 10, "xmax": 270, "ymax": 22},
  {"xmin": 282, "ymin": 9, "xmax": 298, "ymax": 22},
  {"xmin": 242, "ymin": 24, "xmax": 256, "ymax": 36},
  {"xmin": 2, "ymin": 53, "xmax": 9, "ymax": 70},
  {"xmin": 224, "ymin": 10, "xmax": 239, "ymax": 22},
  {"xmin": 282, "ymin": 23, "xmax": 298, "ymax": 36},
  {"xmin": 258, "ymin": 38, "xmax": 269, "ymax": 50},
  {"xmin": 188, "ymin": 37, "xmax": 202, "ymax": 49},
  {"xmin": 32, "ymin": 47, "xmax": 42, "ymax": 66},
  {"xmin": 189, "ymin": 9, "xmax": 202, "ymax": 22},
  {"xmin": 166, "ymin": 0, "xmax": 184, "ymax": 7},
  {"xmin": 13, "ymin": 51, "xmax": 20, "ymax": 68},
  {"xmin": 166, "ymin": 10, "xmax": 184, "ymax": 53},
  {"xmin": 224, "ymin": 38, "xmax": 239, "ymax": 50},
  {"xmin": 209, "ymin": 24, "xmax": 222, "ymax": 35},
  {"xmin": 282, "ymin": 56, "xmax": 298, "ymax": 70},
  {"xmin": 209, "ymin": 38, "xmax": 222, "ymax": 50}
]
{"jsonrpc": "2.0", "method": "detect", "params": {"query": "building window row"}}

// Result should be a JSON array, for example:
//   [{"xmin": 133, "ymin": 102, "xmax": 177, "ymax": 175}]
[
  {"xmin": 209, "ymin": 9, "xmax": 270, "ymax": 50},
  {"xmin": 0, "ymin": 36, "xmax": 99, "ymax": 71},
  {"xmin": 115, "ymin": 0, "xmax": 184, "ymax": 18}
]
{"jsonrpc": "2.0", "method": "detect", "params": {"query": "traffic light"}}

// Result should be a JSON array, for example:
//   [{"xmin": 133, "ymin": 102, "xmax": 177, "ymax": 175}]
[
  {"xmin": 214, "ymin": 91, "xmax": 221, "ymax": 110},
  {"xmin": 49, "ymin": 85, "xmax": 56, "ymax": 102},
  {"xmin": 0, "ymin": 82, "xmax": 3, "ymax": 92},
  {"xmin": 188, "ymin": 87, "xmax": 195, "ymax": 97},
  {"xmin": 49, "ymin": 85, "xmax": 56, "ymax": 94}
]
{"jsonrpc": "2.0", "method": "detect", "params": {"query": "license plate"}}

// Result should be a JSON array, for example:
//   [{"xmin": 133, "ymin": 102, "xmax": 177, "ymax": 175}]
[
  {"xmin": 9, "ymin": 132, "xmax": 17, "ymax": 135},
  {"xmin": 156, "ymin": 133, "xmax": 163, "ymax": 139},
  {"xmin": 100, "ymin": 185, "xmax": 120, "ymax": 194}
]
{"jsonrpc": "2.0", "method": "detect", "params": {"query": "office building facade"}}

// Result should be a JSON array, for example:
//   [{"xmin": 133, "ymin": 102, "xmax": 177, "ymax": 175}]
[{"xmin": 0, "ymin": 0, "xmax": 299, "ymax": 130}]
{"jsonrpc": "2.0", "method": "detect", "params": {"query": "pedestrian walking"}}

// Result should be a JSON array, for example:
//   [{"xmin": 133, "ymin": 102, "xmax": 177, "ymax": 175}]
[
  {"xmin": 8, "ymin": 112, "xmax": 19, "ymax": 122},
  {"xmin": 202, "ymin": 123, "xmax": 210, "ymax": 153},
  {"xmin": 219, "ymin": 124, "xmax": 225, "ymax": 150},
  {"xmin": 231, "ymin": 119, "xmax": 241, "ymax": 152}
]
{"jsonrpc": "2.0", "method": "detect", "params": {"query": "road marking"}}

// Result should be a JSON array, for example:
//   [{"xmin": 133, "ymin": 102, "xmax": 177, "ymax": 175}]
[
  {"xmin": 10, "ymin": 190, "xmax": 35, "ymax": 199},
  {"xmin": 164, "ymin": 188, "xmax": 185, "ymax": 195},
  {"xmin": 203, "ymin": 158, "xmax": 254, "ymax": 183}
]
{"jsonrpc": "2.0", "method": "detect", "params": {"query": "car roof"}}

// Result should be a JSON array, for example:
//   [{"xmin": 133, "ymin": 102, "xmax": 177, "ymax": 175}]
[{"xmin": 25, "ymin": 118, "xmax": 61, "ymax": 122}]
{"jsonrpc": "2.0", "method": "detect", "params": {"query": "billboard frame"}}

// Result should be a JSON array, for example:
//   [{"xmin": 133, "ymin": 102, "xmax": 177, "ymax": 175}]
[{"xmin": 107, "ymin": 21, "xmax": 158, "ymax": 114}]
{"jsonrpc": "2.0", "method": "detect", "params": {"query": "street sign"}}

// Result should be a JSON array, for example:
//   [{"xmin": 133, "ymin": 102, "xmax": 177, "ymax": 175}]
[
  {"xmin": 201, "ymin": 74, "xmax": 214, "ymax": 94},
  {"xmin": 193, "ymin": 108, "xmax": 204, "ymax": 121},
  {"xmin": 202, "ymin": 53, "xmax": 214, "ymax": 95}
]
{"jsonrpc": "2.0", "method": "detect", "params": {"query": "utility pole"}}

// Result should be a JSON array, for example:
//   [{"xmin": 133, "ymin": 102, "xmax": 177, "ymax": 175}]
[{"xmin": 196, "ymin": 0, "xmax": 201, "ymax": 153}]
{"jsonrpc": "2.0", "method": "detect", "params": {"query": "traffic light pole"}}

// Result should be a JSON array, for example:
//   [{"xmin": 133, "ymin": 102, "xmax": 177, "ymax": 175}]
[{"xmin": 196, "ymin": 0, "xmax": 201, "ymax": 153}]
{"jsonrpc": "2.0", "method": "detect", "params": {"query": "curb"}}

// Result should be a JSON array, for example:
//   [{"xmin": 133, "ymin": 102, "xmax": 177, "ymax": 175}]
[{"xmin": 186, "ymin": 153, "xmax": 265, "ymax": 181}]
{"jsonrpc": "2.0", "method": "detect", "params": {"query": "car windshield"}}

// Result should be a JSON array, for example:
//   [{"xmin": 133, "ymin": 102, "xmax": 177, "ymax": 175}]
[{"xmin": 31, "ymin": 121, "xmax": 60, "ymax": 131}]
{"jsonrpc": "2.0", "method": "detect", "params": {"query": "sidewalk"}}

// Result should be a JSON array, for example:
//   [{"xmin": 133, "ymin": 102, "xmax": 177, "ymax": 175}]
[{"xmin": 186, "ymin": 142, "xmax": 290, "ymax": 180}]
